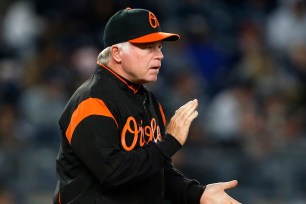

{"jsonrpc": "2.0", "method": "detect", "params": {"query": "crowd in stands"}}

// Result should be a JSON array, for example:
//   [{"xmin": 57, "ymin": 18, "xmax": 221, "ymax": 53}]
[{"xmin": 0, "ymin": 0, "xmax": 305, "ymax": 203}]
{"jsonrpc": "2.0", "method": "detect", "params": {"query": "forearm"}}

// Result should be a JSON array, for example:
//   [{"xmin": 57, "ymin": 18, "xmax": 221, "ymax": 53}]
[
  {"xmin": 164, "ymin": 162, "xmax": 205, "ymax": 204},
  {"xmin": 102, "ymin": 134, "xmax": 182, "ymax": 187},
  {"xmin": 72, "ymin": 117, "xmax": 181, "ymax": 188}
]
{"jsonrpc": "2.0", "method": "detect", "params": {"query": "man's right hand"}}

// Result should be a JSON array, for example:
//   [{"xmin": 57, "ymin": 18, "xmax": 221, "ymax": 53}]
[{"xmin": 166, "ymin": 99, "xmax": 198, "ymax": 145}]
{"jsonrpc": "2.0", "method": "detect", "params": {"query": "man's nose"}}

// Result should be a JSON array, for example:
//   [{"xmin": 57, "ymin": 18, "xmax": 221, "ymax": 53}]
[{"xmin": 156, "ymin": 49, "xmax": 164, "ymax": 60}]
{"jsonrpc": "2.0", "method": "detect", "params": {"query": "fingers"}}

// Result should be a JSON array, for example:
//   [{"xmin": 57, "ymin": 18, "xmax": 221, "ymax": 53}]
[
  {"xmin": 175, "ymin": 99, "xmax": 198, "ymax": 120},
  {"xmin": 188, "ymin": 109, "xmax": 198, "ymax": 122},
  {"xmin": 201, "ymin": 180, "xmax": 241, "ymax": 204},
  {"xmin": 176, "ymin": 99, "xmax": 198, "ymax": 115},
  {"xmin": 167, "ymin": 99, "xmax": 199, "ymax": 145},
  {"xmin": 221, "ymin": 180, "xmax": 238, "ymax": 190},
  {"xmin": 171, "ymin": 99, "xmax": 198, "ymax": 127},
  {"xmin": 227, "ymin": 180, "xmax": 240, "ymax": 204},
  {"xmin": 182, "ymin": 99, "xmax": 198, "ymax": 124}
]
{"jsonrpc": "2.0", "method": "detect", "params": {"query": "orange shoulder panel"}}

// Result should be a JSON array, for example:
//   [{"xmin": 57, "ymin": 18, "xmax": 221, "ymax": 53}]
[{"xmin": 66, "ymin": 98, "xmax": 118, "ymax": 144}]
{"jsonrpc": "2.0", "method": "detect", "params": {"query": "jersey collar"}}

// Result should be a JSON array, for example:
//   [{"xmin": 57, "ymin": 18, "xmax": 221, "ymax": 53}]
[{"xmin": 97, "ymin": 62, "xmax": 142, "ymax": 94}]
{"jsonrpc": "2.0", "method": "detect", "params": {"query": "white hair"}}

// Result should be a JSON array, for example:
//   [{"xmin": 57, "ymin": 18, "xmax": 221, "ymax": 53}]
[{"xmin": 97, "ymin": 42, "xmax": 130, "ymax": 64}]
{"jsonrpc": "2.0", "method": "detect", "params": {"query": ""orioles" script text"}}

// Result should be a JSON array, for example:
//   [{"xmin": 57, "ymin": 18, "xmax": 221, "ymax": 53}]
[{"xmin": 121, "ymin": 116, "xmax": 162, "ymax": 151}]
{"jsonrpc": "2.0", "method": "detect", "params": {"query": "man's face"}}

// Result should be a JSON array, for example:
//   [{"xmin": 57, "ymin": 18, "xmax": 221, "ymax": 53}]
[{"xmin": 119, "ymin": 41, "xmax": 164, "ymax": 84}]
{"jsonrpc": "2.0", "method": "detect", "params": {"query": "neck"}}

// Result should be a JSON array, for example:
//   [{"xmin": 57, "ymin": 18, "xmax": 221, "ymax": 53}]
[
  {"xmin": 105, "ymin": 61, "xmax": 138, "ymax": 84},
  {"xmin": 97, "ymin": 62, "xmax": 142, "ymax": 94}
]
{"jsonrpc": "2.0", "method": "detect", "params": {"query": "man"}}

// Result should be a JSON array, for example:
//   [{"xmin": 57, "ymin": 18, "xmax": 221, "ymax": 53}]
[{"xmin": 54, "ymin": 8, "xmax": 241, "ymax": 204}]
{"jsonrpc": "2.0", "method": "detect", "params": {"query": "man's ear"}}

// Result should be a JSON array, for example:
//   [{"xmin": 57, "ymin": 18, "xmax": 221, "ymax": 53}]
[{"xmin": 111, "ymin": 45, "xmax": 122, "ymax": 63}]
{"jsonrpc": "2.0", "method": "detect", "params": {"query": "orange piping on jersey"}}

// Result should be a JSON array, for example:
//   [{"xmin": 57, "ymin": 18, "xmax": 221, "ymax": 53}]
[
  {"xmin": 158, "ymin": 103, "xmax": 167, "ymax": 126},
  {"xmin": 97, "ymin": 62, "xmax": 140, "ymax": 94},
  {"xmin": 66, "ymin": 98, "xmax": 118, "ymax": 144}
]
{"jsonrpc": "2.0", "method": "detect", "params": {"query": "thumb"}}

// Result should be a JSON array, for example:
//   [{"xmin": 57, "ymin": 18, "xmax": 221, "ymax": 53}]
[{"xmin": 221, "ymin": 180, "xmax": 238, "ymax": 190}]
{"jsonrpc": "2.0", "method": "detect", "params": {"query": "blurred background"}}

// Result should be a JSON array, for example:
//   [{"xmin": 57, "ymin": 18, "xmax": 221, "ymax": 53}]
[{"xmin": 0, "ymin": 0, "xmax": 305, "ymax": 203}]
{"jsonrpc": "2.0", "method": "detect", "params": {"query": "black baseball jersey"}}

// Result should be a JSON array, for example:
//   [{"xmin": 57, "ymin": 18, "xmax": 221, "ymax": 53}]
[{"xmin": 53, "ymin": 63, "xmax": 204, "ymax": 204}]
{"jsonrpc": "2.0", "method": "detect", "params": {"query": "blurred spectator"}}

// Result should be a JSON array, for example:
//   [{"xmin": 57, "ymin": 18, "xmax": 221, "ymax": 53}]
[
  {"xmin": 69, "ymin": 45, "xmax": 100, "ymax": 83},
  {"xmin": 285, "ymin": 41, "xmax": 306, "ymax": 86},
  {"xmin": 266, "ymin": 0, "xmax": 306, "ymax": 55},
  {"xmin": 2, "ymin": 1, "xmax": 45, "ymax": 58},
  {"xmin": 0, "ymin": 58, "xmax": 23, "ymax": 105},
  {"xmin": 19, "ymin": 75, "xmax": 66, "ymax": 144},
  {"xmin": 206, "ymin": 80, "xmax": 256, "ymax": 148},
  {"xmin": 183, "ymin": 14, "xmax": 230, "ymax": 96},
  {"xmin": 234, "ymin": 21, "xmax": 276, "ymax": 94}
]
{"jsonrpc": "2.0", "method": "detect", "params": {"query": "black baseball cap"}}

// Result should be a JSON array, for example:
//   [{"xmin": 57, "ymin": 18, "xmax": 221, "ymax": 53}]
[{"xmin": 103, "ymin": 8, "xmax": 180, "ymax": 47}]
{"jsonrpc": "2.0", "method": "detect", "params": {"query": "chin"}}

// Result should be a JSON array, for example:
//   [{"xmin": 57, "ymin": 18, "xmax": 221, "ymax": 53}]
[
  {"xmin": 141, "ymin": 78, "xmax": 157, "ymax": 84},
  {"xmin": 149, "ymin": 76, "xmax": 158, "ymax": 82}
]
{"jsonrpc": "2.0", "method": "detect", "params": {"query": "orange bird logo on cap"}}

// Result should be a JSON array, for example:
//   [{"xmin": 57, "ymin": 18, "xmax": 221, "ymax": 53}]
[{"xmin": 148, "ymin": 12, "xmax": 159, "ymax": 28}]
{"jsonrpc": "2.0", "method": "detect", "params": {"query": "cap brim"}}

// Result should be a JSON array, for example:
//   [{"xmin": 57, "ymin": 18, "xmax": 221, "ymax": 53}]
[{"xmin": 129, "ymin": 32, "xmax": 180, "ymax": 43}]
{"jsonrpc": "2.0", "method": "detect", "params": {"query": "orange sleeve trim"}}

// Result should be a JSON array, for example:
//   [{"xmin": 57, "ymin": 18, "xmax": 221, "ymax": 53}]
[
  {"xmin": 66, "ymin": 98, "xmax": 118, "ymax": 144},
  {"xmin": 158, "ymin": 103, "xmax": 167, "ymax": 126}
]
